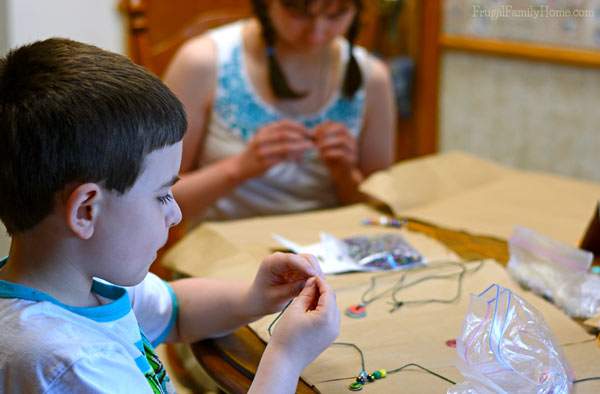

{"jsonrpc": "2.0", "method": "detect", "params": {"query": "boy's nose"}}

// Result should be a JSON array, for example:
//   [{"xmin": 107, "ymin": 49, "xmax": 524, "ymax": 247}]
[{"xmin": 167, "ymin": 200, "xmax": 182, "ymax": 228}]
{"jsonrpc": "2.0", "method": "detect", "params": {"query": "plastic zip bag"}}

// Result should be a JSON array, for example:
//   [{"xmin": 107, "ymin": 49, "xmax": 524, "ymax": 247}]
[
  {"xmin": 507, "ymin": 226, "xmax": 598, "ymax": 318},
  {"xmin": 449, "ymin": 284, "xmax": 573, "ymax": 394},
  {"xmin": 343, "ymin": 233, "xmax": 423, "ymax": 270},
  {"xmin": 273, "ymin": 232, "xmax": 424, "ymax": 274}
]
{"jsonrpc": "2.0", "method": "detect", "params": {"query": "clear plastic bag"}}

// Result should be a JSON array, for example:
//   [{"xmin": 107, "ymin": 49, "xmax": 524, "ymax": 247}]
[
  {"xmin": 449, "ymin": 284, "xmax": 573, "ymax": 394},
  {"xmin": 507, "ymin": 226, "xmax": 598, "ymax": 318},
  {"xmin": 274, "ymin": 232, "xmax": 424, "ymax": 274},
  {"xmin": 343, "ymin": 233, "xmax": 423, "ymax": 270},
  {"xmin": 554, "ymin": 274, "xmax": 600, "ymax": 319}
]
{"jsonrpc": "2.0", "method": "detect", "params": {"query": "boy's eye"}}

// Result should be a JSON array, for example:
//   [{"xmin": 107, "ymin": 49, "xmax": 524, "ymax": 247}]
[{"xmin": 157, "ymin": 194, "xmax": 174, "ymax": 205}]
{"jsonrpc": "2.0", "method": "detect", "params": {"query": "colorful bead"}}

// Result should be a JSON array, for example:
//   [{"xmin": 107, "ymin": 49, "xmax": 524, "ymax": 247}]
[
  {"xmin": 446, "ymin": 339, "xmax": 457, "ymax": 348},
  {"xmin": 358, "ymin": 370, "xmax": 369, "ymax": 380},
  {"xmin": 345, "ymin": 304, "xmax": 367, "ymax": 319},
  {"xmin": 380, "ymin": 369, "xmax": 387, "ymax": 378},
  {"xmin": 349, "ymin": 382, "xmax": 363, "ymax": 391},
  {"xmin": 367, "ymin": 374, "xmax": 375, "ymax": 382},
  {"xmin": 372, "ymin": 370, "xmax": 382, "ymax": 379},
  {"xmin": 355, "ymin": 375, "xmax": 366, "ymax": 385}
]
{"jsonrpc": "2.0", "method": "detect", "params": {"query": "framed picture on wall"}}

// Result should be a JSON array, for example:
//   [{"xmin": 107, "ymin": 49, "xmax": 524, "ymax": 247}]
[{"xmin": 441, "ymin": 0, "xmax": 600, "ymax": 68}]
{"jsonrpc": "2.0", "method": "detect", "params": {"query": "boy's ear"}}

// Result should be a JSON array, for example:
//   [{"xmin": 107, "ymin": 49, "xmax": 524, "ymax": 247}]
[{"xmin": 65, "ymin": 183, "xmax": 103, "ymax": 240}]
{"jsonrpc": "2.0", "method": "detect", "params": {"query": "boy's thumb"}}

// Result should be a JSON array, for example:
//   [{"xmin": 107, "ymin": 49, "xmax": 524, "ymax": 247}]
[
  {"xmin": 294, "ymin": 277, "xmax": 318, "ymax": 307},
  {"xmin": 272, "ymin": 280, "xmax": 306, "ymax": 299}
]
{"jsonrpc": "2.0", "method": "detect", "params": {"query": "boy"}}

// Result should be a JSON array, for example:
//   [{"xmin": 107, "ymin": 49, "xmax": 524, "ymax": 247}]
[{"xmin": 0, "ymin": 38, "xmax": 340, "ymax": 393}]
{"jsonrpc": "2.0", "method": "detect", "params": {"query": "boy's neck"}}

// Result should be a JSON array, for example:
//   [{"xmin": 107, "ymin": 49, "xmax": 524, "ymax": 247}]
[{"xmin": 1, "ymin": 234, "xmax": 100, "ymax": 308}]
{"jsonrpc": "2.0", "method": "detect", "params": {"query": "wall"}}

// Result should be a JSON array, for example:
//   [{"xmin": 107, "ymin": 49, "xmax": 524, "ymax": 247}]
[
  {"xmin": 440, "ymin": 51, "xmax": 600, "ymax": 182},
  {"xmin": 0, "ymin": 225, "xmax": 9, "ymax": 257},
  {"xmin": 3, "ymin": 0, "xmax": 125, "ymax": 54},
  {"xmin": 0, "ymin": 0, "xmax": 7, "ymax": 54},
  {"xmin": 0, "ymin": 0, "xmax": 127, "ymax": 255}
]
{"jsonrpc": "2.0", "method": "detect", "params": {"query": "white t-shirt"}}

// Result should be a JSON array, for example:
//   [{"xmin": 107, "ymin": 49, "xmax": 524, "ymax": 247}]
[{"xmin": 0, "ymin": 257, "xmax": 178, "ymax": 393}]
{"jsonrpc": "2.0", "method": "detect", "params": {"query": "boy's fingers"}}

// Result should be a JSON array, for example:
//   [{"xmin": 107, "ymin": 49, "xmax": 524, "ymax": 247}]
[
  {"xmin": 314, "ymin": 276, "xmax": 331, "ymax": 310},
  {"xmin": 271, "ymin": 279, "xmax": 306, "ymax": 300},
  {"xmin": 314, "ymin": 277, "xmax": 339, "ymax": 324},
  {"xmin": 272, "ymin": 253, "xmax": 319, "ymax": 278},
  {"xmin": 293, "ymin": 277, "xmax": 318, "ymax": 308},
  {"xmin": 299, "ymin": 253, "xmax": 323, "ymax": 277}
]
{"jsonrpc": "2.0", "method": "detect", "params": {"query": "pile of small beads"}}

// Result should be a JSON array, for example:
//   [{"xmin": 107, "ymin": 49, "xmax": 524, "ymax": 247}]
[
  {"xmin": 348, "ymin": 369, "xmax": 387, "ymax": 391},
  {"xmin": 344, "ymin": 234, "xmax": 423, "ymax": 269}
]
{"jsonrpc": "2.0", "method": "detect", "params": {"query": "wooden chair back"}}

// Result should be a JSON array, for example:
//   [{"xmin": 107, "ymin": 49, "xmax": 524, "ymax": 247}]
[
  {"xmin": 581, "ymin": 202, "xmax": 600, "ymax": 264},
  {"xmin": 120, "ymin": 0, "xmax": 252, "ymax": 77}
]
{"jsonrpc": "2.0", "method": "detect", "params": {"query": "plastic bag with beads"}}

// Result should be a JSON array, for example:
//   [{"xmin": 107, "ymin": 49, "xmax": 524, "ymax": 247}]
[
  {"xmin": 448, "ymin": 284, "xmax": 573, "ymax": 394},
  {"xmin": 507, "ymin": 226, "xmax": 597, "ymax": 318}
]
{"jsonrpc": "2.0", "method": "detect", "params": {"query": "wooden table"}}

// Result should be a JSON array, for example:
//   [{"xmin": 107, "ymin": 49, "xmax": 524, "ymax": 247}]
[{"xmin": 189, "ymin": 218, "xmax": 509, "ymax": 393}]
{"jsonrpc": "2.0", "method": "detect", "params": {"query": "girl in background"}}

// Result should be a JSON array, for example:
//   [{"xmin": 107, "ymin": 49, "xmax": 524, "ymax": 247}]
[{"xmin": 166, "ymin": 0, "xmax": 396, "ymax": 223}]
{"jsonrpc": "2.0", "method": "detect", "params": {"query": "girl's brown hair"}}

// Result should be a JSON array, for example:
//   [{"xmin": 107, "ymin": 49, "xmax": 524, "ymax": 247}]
[{"xmin": 251, "ymin": 0, "xmax": 363, "ymax": 99}]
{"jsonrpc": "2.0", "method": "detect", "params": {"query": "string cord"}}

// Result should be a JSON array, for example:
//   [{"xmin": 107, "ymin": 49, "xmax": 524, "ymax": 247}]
[
  {"xmin": 333, "ymin": 342, "xmax": 366, "ymax": 373},
  {"xmin": 359, "ymin": 271, "xmax": 402, "ymax": 306},
  {"xmin": 267, "ymin": 299, "xmax": 293, "ymax": 337},
  {"xmin": 388, "ymin": 260, "xmax": 485, "ymax": 312},
  {"xmin": 328, "ymin": 342, "xmax": 456, "ymax": 385},
  {"xmin": 358, "ymin": 260, "xmax": 485, "ymax": 311},
  {"xmin": 388, "ymin": 263, "xmax": 466, "ymax": 310},
  {"xmin": 388, "ymin": 363, "xmax": 456, "ymax": 385},
  {"xmin": 573, "ymin": 376, "xmax": 600, "ymax": 384},
  {"xmin": 269, "ymin": 261, "xmax": 483, "ymax": 336},
  {"xmin": 269, "ymin": 307, "xmax": 456, "ymax": 386}
]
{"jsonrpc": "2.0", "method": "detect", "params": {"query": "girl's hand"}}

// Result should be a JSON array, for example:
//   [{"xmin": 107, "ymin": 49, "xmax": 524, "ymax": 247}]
[
  {"xmin": 234, "ymin": 120, "xmax": 313, "ymax": 181},
  {"xmin": 313, "ymin": 121, "xmax": 358, "ymax": 176}
]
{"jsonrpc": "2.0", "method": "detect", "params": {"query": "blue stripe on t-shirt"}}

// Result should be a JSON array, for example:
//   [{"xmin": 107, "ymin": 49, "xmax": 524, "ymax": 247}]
[
  {"xmin": 151, "ymin": 281, "xmax": 179, "ymax": 347},
  {"xmin": 0, "ymin": 257, "xmax": 131, "ymax": 322}
]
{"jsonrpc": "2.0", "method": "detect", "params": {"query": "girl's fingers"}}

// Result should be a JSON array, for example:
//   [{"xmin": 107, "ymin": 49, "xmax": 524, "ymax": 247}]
[
  {"xmin": 258, "ymin": 129, "xmax": 312, "ymax": 145},
  {"xmin": 258, "ymin": 141, "xmax": 314, "ymax": 158}
]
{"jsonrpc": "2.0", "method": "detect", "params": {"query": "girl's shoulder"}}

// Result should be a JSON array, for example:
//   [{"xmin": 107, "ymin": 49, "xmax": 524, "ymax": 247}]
[
  {"xmin": 167, "ymin": 20, "xmax": 247, "ymax": 76},
  {"xmin": 174, "ymin": 34, "xmax": 217, "ymax": 69},
  {"xmin": 206, "ymin": 19, "xmax": 246, "ymax": 41}
]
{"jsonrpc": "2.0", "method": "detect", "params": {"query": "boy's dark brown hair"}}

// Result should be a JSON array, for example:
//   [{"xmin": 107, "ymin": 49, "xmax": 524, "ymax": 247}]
[
  {"xmin": 251, "ymin": 0, "xmax": 363, "ymax": 99},
  {"xmin": 0, "ymin": 38, "xmax": 187, "ymax": 235}
]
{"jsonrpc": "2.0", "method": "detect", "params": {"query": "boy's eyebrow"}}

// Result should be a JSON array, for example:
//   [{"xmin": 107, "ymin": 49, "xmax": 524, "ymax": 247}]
[{"xmin": 158, "ymin": 175, "xmax": 180, "ymax": 190}]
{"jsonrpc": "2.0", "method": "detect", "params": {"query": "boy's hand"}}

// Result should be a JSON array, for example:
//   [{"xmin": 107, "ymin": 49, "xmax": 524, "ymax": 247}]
[
  {"xmin": 246, "ymin": 253, "xmax": 323, "ymax": 317},
  {"xmin": 269, "ymin": 276, "xmax": 340, "ymax": 371}
]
